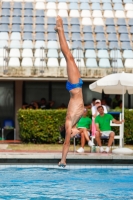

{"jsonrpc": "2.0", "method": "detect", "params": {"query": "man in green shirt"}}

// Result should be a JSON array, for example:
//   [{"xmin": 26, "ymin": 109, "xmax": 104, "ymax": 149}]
[
  {"xmin": 76, "ymin": 108, "xmax": 94, "ymax": 153},
  {"xmin": 95, "ymin": 105, "xmax": 124, "ymax": 153}
]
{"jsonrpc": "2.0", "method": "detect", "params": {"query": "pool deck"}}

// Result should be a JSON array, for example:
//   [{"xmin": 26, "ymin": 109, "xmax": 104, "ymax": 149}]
[
  {"xmin": 0, "ymin": 149, "xmax": 133, "ymax": 166},
  {"xmin": 0, "ymin": 141, "xmax": 133, "ymax": 166}
]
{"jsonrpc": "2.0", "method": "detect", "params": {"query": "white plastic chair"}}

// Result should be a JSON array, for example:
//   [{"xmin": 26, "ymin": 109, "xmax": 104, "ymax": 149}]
[
  {"xmin": 125, "ymin": 3, "xmax": 133, "ymax": 11},
  {"xmin": 59, "ymin": 58, "xmax": 67, "ymax": 77},
  {"xmin": 0, "ymin": 48, "xmax": 8, "ymax": 57},
  {"xmin": 35, "ymin": 0, "xmax": 45, "ymax": 1},
  {"xmin": 10, "ymin": 40, "xmax": 21, "ymax": 48},
  {"xmin": 85, "ymin": 50, "xmax": 96, "ymax": 58},
  {"xmin": 86, "ymin": 59, "xmax": 98, "ymax": 67},
  {"xmin": 81, "ymin": 18, "xmax": 92, "ymax": 25},
  {"xmin": 99, "ymin": 59, "xmax": 111, "ymax": 68},
  {"xmin": 0, "ymin": 40, "xmax": 8, "ymax": 48},
  {"xmin": 47, "ymin": 41, "xmax": 59, "ymax": 49},
  {"xmin": 115, "ymin": 11, "xmax": 125, "ymax": 18},
  {"xmin": 75, "ymin": 58, "xmax": 86, "ymax": 76},
  {"xmin": 98, "ymin": 50, "xmax": 109, "ymax": 58},
  {"xmin": 12, "ymin": 0, "xmax": 23, "ymax": 2},
  {"xmin": 23, "ymin": 0, "xmax": 34, "ymax": 2},
  {"xmin": 110, "ymin": 50, "xmax": 122, "ymax": 59},
  {"xmin": 59, "ymin": 52, "xmax": 64, "ymax": 58},
  {"xmin": 47, "ymin": 58, "xmax": 59, "ymax": 77},
  {"xmin": 74, "ymin": 58, "xmax": 85, "ymax": 67},
  {"xmin": 60, "ymin": 58, "xmax": 67, "ymax": 67},
  {"xmin": 9, "ymin": 49, "xmax": 20, "ymax": 58},
  {"xmin": 81, "ymin": 10, "xmax": 91, "ymax": 17},
  {"xmin": 47, "ymin": 58, "xmax": 59, "ymax": 67},
  {"xmin": 34, "ymin": 58, "xmax": 46, "ymax": 67},
  {"xmin": 123, "ymin": 50, "xmax": 133, "ymax": 59},
  {"xmin": 0, "ymin": 32, "xmax": 9, "ymax": 40},
  {"xmin": 10, "ymin": 32, "xmax": 21, "ymax": 40},
  {"xmin": 46, "ymin": 2, "xmax": 56, "ymax": 9},
  {"xmin": 22, "ymin": 40, "xmax": 33, "ymax": 49},
  {"xmin": 21, "ymin": 58, "xmax": 33, "ymax": 67},
  {"xmin": 8, "ymin": 58, "xmax": 20, "ymax": 67},
  {"xmin": 34, "ymin": 41, "xmax": 46, "ymax": 49},
  {"xmin": 22, "ymin": 49, "xmax": 33, "ymax": 58},
  {"xmin": 125, "ymin": 59, "xmax": 133, "ymax": 68},
  {"xmin": 34, "ymin": 49, "xmax": 46, "ymax": 58},
  {"xmin": 57, "ymin": 2, "xmax": 68, "ymax": 10},
  {"xmin": 58, "ymin": 10, "xmax": 68, "ymax": 17},
  {"xmin": 46, "ymin": 10, "xmax": 57, "ymax": 17},
  {"xmin": 92, "ymin": 10, "xmax": 102, "ymax": 18},
  {"xmin": 112, "ymin": 59, "xmax": 124, "ymax": 68},
  {"xmin": 69, "ymin": 10, "xmax": 80, "ymax": 17},
  {"xmin": 35, "ymin": 2, "xmax": 45, "ymax": 10},
  {"xmin": 103, "ymin": 10, "xmax": 114, "ymax": 18},
  {"xmin": 72, "ymin": 49, "xmax": 84, "ymax": 58},
  {"xmin": 126, "ymin": 11, "xmax": 133, "ymax": 18},
  {"xmin": 0, "ymin": 57, "xmax": 7, "ymax": 67},
  {"xmin": 47, "ymin": 49, "xmax": 58, "ymax": 58},
  {"xmin": 93, "ymin": 18, "xmax": 104, "ymax": 26}
]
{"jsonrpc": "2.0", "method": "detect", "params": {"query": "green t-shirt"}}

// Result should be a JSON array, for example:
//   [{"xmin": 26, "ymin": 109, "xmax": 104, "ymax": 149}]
[
  {"xmin": 95, "ymin": 114, "xmax": 114, "ymax": 131},
  {"xmin": 77, "ymin": 117, "xmax": 92, "ymax": 129}
]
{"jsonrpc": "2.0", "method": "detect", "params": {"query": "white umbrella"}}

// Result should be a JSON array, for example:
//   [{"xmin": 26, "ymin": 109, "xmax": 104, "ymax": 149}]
[{"xmin": 89, "ymin": 71, "xmax": 133, "ymax": 147}]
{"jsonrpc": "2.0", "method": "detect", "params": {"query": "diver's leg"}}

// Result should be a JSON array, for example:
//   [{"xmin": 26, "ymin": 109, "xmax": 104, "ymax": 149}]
[
  {"xmin": 59, "ymin": 119, "xmax": 72, "ymax": 166},
  {"xmin": 55, "ymin": 16, "xmax": 80, "ymax": 84}
]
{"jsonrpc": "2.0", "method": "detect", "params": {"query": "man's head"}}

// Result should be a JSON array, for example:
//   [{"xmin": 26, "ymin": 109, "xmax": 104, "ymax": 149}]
[
  {"xmin": 92, "ymin": 98, "xmax": 96, "ymax": 106},
  {"xmin": 97, "ymin": 105, "xmax": 104, "ymax": 115},
  {"xmin": 83, "ymin": 107, "xmax": 88, "ymax": 117},
  {"xmin": 95, "ymin": 99, "xmax": 101, "ymax": 107},
  {"xmin": 40, "ymin": 98, "xmax": 46, "ymax": 105},
  {"xmin": 101, "ymin": 99, "xmax": 107, "ymax": 105}
]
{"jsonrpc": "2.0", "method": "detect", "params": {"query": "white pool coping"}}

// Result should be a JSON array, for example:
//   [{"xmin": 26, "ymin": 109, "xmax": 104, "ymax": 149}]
[{"xmin": 0, "ymin": 164, "xmax": 133, "ymax": 170}]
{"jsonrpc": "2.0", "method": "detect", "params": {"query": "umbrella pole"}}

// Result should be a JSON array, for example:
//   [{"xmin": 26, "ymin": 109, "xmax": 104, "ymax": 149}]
[{"xmin": 121, "ymin": 90, "xmax": 124, "ymax": 147}]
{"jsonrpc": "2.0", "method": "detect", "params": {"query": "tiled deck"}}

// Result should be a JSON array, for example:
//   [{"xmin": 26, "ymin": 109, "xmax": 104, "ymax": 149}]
[
  {"xmin": 0, "ymin": 151, "xmax": 133, "ymax": 166},
  {"xmin": 0, "ymin": 141, "xmax": 133, "ymax": 166}
]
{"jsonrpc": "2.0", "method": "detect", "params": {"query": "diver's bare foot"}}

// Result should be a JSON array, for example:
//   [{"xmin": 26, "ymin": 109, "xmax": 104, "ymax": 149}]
[
  {"xmin": 54, "ymin": 15, "xmax": 63, "ymax": 32},
  {"xmin": 58, "ymin": 161, "xmax": 66, "ymax": 167}
]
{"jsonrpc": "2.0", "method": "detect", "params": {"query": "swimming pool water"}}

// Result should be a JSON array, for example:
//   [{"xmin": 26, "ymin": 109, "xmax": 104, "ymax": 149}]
[{"xmin": 0, "ymin": 166, "xmax": 133, "ymax": 200}]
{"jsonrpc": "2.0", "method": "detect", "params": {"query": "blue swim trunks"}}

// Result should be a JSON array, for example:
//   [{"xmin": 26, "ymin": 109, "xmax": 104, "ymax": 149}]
[{"xmin": 66, "ymin": 78, "xmax": 83, "ymax": 91}]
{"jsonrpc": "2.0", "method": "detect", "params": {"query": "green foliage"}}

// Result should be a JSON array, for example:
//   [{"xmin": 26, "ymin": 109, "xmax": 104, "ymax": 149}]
[
  {"xmin": 17, "ymin": 109, "xmax": 133, "ymax": 144},
  {"xmin": 124, "ymin": 110, "xmax": 133, "ymax": 144},
  {"xmin": 18, "ymin": 109, "xmax": 66, "ymax": 143}
]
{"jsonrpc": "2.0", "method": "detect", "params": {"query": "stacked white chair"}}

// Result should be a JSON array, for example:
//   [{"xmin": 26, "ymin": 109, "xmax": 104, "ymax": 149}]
[
  {"xmin": 85, "ymin": 50, "xmax": 96, "ymax": 58},
  {"xmin": 47, "ymin": 58, "xmax": 59, "ymax": 77},
  {"xmin": 34, "ymin": 48, "xmax": 46, "ymax": 76},
  {"xmin": 81, "ymin": 18, "xmax": 92, "ymax": 25},
  {"xmin": 21, "ymin": 49, "xmax": 33, "ymax": 76},
  {"xmin": 35, "ymin": 2, "xmax": 45, "ymax": 10},
  {"xmin": 0, "ymin": 0, "xmax": 133, "ymax": 78},
  {"xmin": 46, "ymin": 2, "xmax": 57, "ymax": 17},
  {"xmin": 58, "ymin": 2, "xmax": 68, "ymax": 17},
  {"xmin": 93, "ymin": 18, "xmax": 104, "ymax": 26},
  {"xmin": 123, "ymin": 50, "xmax": 133, "ymax": 58},
  {"xmin": 125, "ymin": 59, "xmax": 133, "ymax": 71},
  {"xmin": 75, "ymin": 58, "xmax": 86, "ymax": 76},
  {"xmin": 60, "ymin": 58, "xmax": 67, "ymax": 77},
  {"xmin": 104, "ymin": 10, "xmax": 114, "ymax": 18}
]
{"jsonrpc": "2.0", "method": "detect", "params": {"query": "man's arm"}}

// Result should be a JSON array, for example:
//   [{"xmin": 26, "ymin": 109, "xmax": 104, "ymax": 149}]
[
  {"xmin": 95, "ymin": 123, "xmax": 100, "ymax": 132},
  {"xmin": 112, "ymin": 118, "xmax": 125, "ymax": 124}
]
